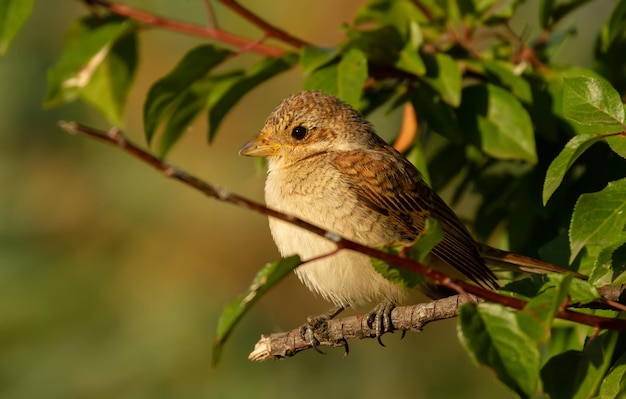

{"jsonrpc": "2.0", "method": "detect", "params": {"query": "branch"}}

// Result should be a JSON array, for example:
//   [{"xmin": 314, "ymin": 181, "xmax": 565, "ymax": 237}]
[
  {"xmin": 217, "ymin": 0, "xmax": 310, "ymax": 48},
  {"xmin": 249, "ymin": 294, "xmax": 474, "ymax": 361},
  {"xmin": 82, "ymin": 0, "xmax": 286, "ymax": 57},
  {"xmin": 58, "ymin": 121, "xmax": 626, "ymax": 333}
]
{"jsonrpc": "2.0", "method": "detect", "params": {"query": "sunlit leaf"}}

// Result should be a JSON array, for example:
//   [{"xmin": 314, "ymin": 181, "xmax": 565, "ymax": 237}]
[
  {"xmin": 598, "ymin": 349, "xmax": 626, "ymax": 399},
  {"xmin": 458, "ymin": 302, "xmax": 540, "ymax": 398},
  {"xmin": 45, "ymin": 16, "xmax": 136, "ymax": 109},
  {"xmin": 0, "ymin": 0, "xmax": 34, "ymax": 54},
  {"xmin": 211, "ymin": 255, "xmax": 301, "ymax": 366},
  {"xmin": 569, "ymin": 177, "xmax": 626, "ymax": 263},
  {"xmin": 80, "ymin": 32, "xmax": 137, "ymax": 126},
  {"xmin": 337, "ymin": 48, "xmax": 368, "ymax": 108},
  {"xmin": 303, "ymin": 62, "xmax": 339, "ymax": 95},
  {"xmin": 563, "ymin": 76, "xmax": 625, "ymax": 126}
]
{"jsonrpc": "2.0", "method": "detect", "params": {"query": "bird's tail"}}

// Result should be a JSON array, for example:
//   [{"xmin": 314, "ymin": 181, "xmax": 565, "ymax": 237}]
[{"xmin": 476, "ymin": 243, "xmax": 588, "ymax": 280}]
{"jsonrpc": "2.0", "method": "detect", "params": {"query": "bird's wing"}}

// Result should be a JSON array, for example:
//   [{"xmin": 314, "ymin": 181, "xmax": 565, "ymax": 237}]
[{"xmin": 331, "ymin": 147, "xmax": 499, "ymax": 290}]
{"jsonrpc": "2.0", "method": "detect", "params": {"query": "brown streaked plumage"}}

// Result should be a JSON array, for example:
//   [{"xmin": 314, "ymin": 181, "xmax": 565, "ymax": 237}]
[{"xmin": 240, "ymin": 91, "xmax": 579, "ymax": 310}]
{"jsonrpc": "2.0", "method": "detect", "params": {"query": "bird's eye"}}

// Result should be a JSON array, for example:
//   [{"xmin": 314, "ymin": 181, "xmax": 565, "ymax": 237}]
[{"xmin": 291, "ymin": 126, "xmax": 308, "ymax": 140}]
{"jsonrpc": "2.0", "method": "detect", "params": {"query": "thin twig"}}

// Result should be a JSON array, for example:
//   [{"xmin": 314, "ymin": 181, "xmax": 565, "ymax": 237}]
[
  {"xmin": 58, "ymin": 121, "xmax": 626, "ymax": 333},
  {"xmin": 217, "ymin": 0, "xmax": 310, "ymax": 48},
  {"xmin": 83, "ymin": 0, "xmax": 285, "ymax": 57}
]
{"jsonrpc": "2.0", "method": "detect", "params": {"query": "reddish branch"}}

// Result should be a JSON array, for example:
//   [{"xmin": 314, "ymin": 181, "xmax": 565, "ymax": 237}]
[
  {"xmin": 59, "ymin": 121, "xmax": 626, "ymax": 335},
  {"xmin": 216, "ymin": 0, "xmax": 309, "ymax": 48},
  {"xmin": 83, "ymin": 0, "xmax": 287, "ymax": 56}
]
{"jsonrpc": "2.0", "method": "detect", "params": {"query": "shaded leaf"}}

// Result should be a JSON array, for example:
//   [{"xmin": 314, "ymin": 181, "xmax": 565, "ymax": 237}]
[
  {"xmin": 517, "ymin": 274, "xmax": 572, "ymax": 342},
  {"xmin": 211, "ymin": 255, "xmax": 301, "ymax": 366},
  {"xmin": 206, "ymin": 53, "xmax": 297, "ymax": 141},
  {"xmin": 300, "ymin": 45, "xmax": 340, "ymax": 75},
  {"xmin": 143, "ymin": 44, "xmax": 232, "ymax": 143},
  {"xmin": 45, "ymin": 17, "xmax": 136, "ymax": 109},
  {"xmin": 542, "ymin": 133, "xmax": 604, "ymax": 205},
  {"xmin": 563, "ymin": 76, "xmax": 625, "ymax": 126},
  {"xmin": 458, "ymin": 84, "xmax": 537, "ymax": 163},
  {"xmin": 395, "ymin": 41, "xmax": 426, "ymax": 76},
  {"xmin": 589, "ymin": 233, "xmax": 626, "ymax": 286},
  {"xmin": 353, "ymin": 0, "xmax": 427, "ymax": 37},
  {"xmin": 0, "ymin": 0, "xmax": 34, "ymax": 54},
  {"xmin": 541, "ymin": 331, "xmax": 618, "ymax": 399},
  {"xmin": 371, "ymin": 219, "xmax": 442, "ymax": 289},
  {"xmin": 599, "ymin": 0, "xmax": 626, "ymax": 52},
  {"xmin": 458, "ymin": 302, "xmax": 540, "ymax": 398},
  {"xmin": 421, "ymin": 53, "xmax": 461, "ymax": 107},
  {"xmin": 479, "ymin": 59, "xmax": 532, "ymax": 103},
  {"xmin": 411, "ymin": 85, "xmax": 464, "ymax": 144},
  {"xmin": 569, "ymin": 177, "xmax": 626, "ymax": 262},
  {"xmin": 337, "ymin": 48, "xmax": 368, "ymax": 108}
]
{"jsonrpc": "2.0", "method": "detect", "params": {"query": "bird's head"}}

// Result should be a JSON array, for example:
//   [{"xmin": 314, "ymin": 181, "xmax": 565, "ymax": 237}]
[{"xmin": 239, "ymin": 91, "xmax": 381, "ymax": 167}]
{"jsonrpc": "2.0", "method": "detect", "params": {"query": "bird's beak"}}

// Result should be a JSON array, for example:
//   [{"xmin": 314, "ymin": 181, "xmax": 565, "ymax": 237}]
[{"xmin": 239, "ymin": 133, "xmax": 279, "ymax": 157}]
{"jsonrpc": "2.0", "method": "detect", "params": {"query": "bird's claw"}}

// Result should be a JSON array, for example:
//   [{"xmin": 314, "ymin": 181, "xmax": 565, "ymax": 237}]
[
  {"xmin": 299, "ymin": 305, "xmax": 344, "ymax": 354},
  {"xmin": 365, "ymin": 301, "xmax": 395, "ymax": 345}
]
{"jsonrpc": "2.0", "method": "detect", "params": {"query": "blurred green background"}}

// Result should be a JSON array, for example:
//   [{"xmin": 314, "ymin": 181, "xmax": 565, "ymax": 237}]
[{"xmin": 0, "ymin": 1, "xmax": 613, "ymax": 398}]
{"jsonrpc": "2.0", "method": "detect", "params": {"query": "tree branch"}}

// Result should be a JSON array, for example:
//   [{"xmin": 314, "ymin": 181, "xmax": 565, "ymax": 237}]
[
  {"xmin": 217, "ymin": 0, "xmax": 310, "ymax": 48},
  {"xmin": 82, "ymin": 0, "xmax": 286, "ymax": 57},
  {"xmin": 249, "ymin": 294, "xmax": 475, "ymax": 361},
  {"xmin": 58, "ymin": 121, "xmax": 626, "ymax": 334}
]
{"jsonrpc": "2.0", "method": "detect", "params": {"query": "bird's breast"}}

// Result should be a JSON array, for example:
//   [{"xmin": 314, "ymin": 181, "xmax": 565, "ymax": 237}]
[{"xmin": 263, "ymin": 162, "xmax": 408, "ymax": 307}]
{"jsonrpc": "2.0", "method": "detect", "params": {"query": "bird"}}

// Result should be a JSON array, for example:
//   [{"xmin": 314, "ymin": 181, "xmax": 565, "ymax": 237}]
[{"xmin": 239, "ymin": 91, "xmax": 582, "ymax": 337}]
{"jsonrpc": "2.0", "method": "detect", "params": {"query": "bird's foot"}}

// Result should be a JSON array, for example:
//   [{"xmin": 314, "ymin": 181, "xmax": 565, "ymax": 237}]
[
  {"xmin": 299, "ymin": 305, "xmax": 345, "ymax": 354},
  {"xmin": 365, "ymin": 300, "xmax": 396, "ymax": 346}
]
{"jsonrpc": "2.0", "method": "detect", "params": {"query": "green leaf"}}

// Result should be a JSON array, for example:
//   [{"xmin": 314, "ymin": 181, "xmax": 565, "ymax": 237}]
[
  {"xmin": 353, "ymin": 0, "xmax": 427, "ymax": 37},
  {"xmin": 303, "ymin": 62, "xmax": 339, "ymax": 95},
  {"xmin": 0, "ymin": 0, "xmax": 33, "ymax": 54},
  {"xmin": 300, "ymin": 45, "xmax": 340, "ymax": 75},
  {"xmin": 411, "ymin": 85, "xmax": 464, "ymax": 144},
  {"xmin": 542, "ymin": 133, "xmax": 604, "ymax": 205},
  {"xmin": 589, "ymin": 233, "xmax": 626, "ymax": 286},
  {"xmin": 143, "ymin": 44, "xmax": 232, "ymax": 144},
  {"xmin": 458, "ymin": 302, "xmax": 540, "ymax": 398},
  {"xmin": 599, "ymin": 0, "xmax": 626, "ymax": 52},
  {"xmin": 563, "ymin": 76, "xmax": 625, "ymax": 126},
  {"xmin": 569, "ymin": 177, "xmax": 626, "ymax": 263},
  {"xmin": 337, "ymin": 48, "xmax": 368, "ymax": 108},
  {"xmin": 607, "ymin": 130, "xmax": 626, "ymax": 159},
  {"xmin": 45, "ymin": 17, "xmax": 136, "ymax": 109},
  {"xmin": 517, "ymin": 274, "xmax": 572, "ymax": 342},
  {"xmin": 541, "ymin": 331, "xmax": 618, "ymax": 399},
  {"xmin": 598, "ymin": 349, "xmax": 626, "ymax": 399},
  {"xmin": 395, "ymin": 41, "xmax": 426, "ymax": 76},
  {"xmin": 371, "ymin": 219, "xmax": 442, "ymax": 288},
  {"xmin": 206, "ymin": 53, "xmax": 297, "ymax": 142},
  {"xmin": 211, "ymin": 255, "xmax": 301, "ymax": 366},
  {"xmin": 458, "ymin": 84, "xmax": 537, "ymax": 163},
  {"xmin": 539, "ymin": 0, "xmax": 556, "ymax": 28},
  {"xmin": 80, "ymin": 32, "xmax": 137, "ymax": 126},
  {"xmin": 480, "ymin": 60, "xmax": 532, "ymax": 103},
  {"xmin": 421, "ymin": 53, "xmax": 462, "ymax": 107}
]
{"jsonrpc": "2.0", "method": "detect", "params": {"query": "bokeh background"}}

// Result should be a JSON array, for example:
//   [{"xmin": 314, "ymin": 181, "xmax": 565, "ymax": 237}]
[{"xmin": 1, "ymin": 1, "xmax": 614, "ymax": 398}]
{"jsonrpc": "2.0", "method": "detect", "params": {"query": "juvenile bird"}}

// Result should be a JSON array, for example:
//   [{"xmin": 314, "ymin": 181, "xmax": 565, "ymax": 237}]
[{"xmin": 240, "ymin": 91, "xmax": 578, "ymax": 334}]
